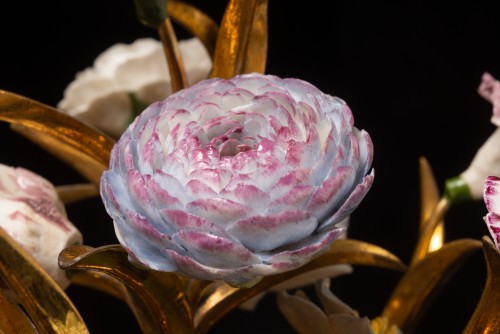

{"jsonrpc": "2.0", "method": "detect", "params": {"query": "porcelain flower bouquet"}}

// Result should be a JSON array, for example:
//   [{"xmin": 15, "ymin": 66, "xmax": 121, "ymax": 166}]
[{"xmin": 0, "ymin": 0, "xmax": 499, "ymax": 333}]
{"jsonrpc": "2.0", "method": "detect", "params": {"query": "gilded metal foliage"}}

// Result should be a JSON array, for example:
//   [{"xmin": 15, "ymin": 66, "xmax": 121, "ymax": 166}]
[
  {"xmin": 463, "ymin": 237, "xmax": 500, "ymax": 333},
  {"xmin": 57, "ymin": 239, "xmax": 405, "ymax": 334},
  {"xmin": 0, "ymin": 228, "xmax": 88, "ymax": 333},
  {"xmin": 167, "ymin": 1, "xmax": 219, "ymax": 57},
  {"xmin": 0, "ymin": 90, "xmax": 114, "ymax": 186}
]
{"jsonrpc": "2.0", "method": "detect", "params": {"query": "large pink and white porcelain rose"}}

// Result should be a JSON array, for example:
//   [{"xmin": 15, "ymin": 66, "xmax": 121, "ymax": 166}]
[{"xmin": 101, "ymin": 73, "xmax": 374, "ymax": 285}]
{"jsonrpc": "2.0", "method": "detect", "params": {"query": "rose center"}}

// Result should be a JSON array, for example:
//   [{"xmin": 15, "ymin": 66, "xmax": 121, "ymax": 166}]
[{"xmin": 201, "ymin": 123, "xmax": 257, "ymax": 157}]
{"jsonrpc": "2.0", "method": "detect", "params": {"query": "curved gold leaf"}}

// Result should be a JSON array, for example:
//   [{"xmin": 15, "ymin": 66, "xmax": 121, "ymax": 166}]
[
  {"xmin": 194, "ymin": 239, "xmax": 406, "ymax": 333},
  {"xmin": 463, "ymin": 236, "xmax": 500, "ymax": 333},
  {"xmin": 0, "ymin": 90, "xmax": 114, "ymax": 185},
  {"xmin": 55, "ymin": 183, "xmax": 99, "ymax": 205},
  {"xmin": 0, "ymin": 228, "xmax": 89, "ymax": 333},
  {"xmin": 158, "ymin": 17, "xmax": 188, "ymax": 93},
  {"xmin": 419, "ymin": 157, "xmax": 440, "ymax": 228},
  {"xmin": 167, "ymin": 0, "xmax": 219, "ymax": 58},
  {"xmin": 242, "ymin": 0, "xmax": 268, "ymax": 74},
  {"xmin": 185, "ymin": 279, "xmax": 214, "ymax": 312},
  {"xmin": 210, "ymin": 0, "xmax": 268, "ymax": 78},
  {"xmin": 410, "ymin": 196, "xmax": 449, "ymax": 266},
  {"xmin": 68, "ymin": 270, "xmax": 127, "ymax": 302},
  {"xmin": 11, "ymin": 124, "xmax": 107, "ymax": 186},
  {"xmin": 59, "ymin": 244, "xmax": 194, "ymax": 334},
  {"xmin": 382, "ymin": 239, "xmax": 482, "ymax": 333},
  {"xmin": 0, "ymin": 287, "xmax": 38, "ymax": 334},
  {"xmin": 418, "ymin": 156, "xmax": 444, "ymax": 255}
]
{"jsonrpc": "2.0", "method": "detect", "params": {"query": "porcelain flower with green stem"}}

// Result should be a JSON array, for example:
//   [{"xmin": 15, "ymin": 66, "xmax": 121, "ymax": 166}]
[
  {"xmin": 445, "ymin": 72, "xmax": 500, "ymax": 202},
  {"xmin": 100, "ymin": 72, "xmax": 374, "ymax": 287},
  {"xmin": 0, "ymin": 163, "xmax": 82, "ymax": 288},
  {"xmin": 58, "ymin": 37, "xmax": 212, "ymax": 138}
]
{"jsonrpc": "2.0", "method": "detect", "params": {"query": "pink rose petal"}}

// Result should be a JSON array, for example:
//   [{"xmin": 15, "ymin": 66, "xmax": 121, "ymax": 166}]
[
  {"xmin": 173, "ymin": 230, "xmax": 258, "ymax": 267},
  {"xmin": 228, "ymin": 211, "xmax": 318, "ymax": 251},
  {"xmin": 485, "ymin": 213, "xmax": 500, "ymax": 249},
  {"xmin": 187, "ymin": 198, "xmax": 253, "ymax": 225},
  {"xmin": 306, "ymin": 166, "xmax": 356, "ymax": 220},
  {"xmin": 484, "ymin": 175, "xmax": 500, "ymax": 214},
  {"xmin": 319, "ymin": 170, "xmax": 375, "ymax": 231},
  {"xmin": 267, "ymin": 228, "xmax": 345, "ymax": 269}
]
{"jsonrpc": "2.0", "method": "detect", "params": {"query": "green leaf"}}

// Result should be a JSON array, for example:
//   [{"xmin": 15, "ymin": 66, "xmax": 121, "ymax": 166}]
[
  {"xmin": 444, "ymin": 175, "xmax": 472, "ymax": 204},
  {"xmin": 134, "ymin": 0, "xmax": 167, "ymax": 28}
]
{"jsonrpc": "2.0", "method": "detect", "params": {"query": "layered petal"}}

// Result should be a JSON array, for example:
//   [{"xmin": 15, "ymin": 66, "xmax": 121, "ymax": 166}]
[{"xmin": 484, "ymin": 176, "xmax": 500, "ymax": 249}]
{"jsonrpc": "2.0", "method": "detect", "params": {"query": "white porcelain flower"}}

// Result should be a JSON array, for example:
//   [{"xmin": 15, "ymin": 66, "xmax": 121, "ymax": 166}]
[
  {"xmin": 459, "ymin": 128, "xmax": 500, "ymax": 200},
  {"xmin": 446, "ymin": 72, "xmax": 500, "ymax": 201},
  {"xmin": 0, "ymin": 164, "xmax": 82, "ymax": 288},
  {"xmin": 58, "ymin": 37, "xmax": 212, "ymax": 138},
  {"xmin": 277, "ymin": 278, "xmax": 401, "ymax": 334}
]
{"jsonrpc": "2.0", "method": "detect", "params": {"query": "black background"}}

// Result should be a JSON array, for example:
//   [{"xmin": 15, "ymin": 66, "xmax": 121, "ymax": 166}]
[{"xmin": 1, "ymin": 1, "xmax": 499, "ymax": 333}]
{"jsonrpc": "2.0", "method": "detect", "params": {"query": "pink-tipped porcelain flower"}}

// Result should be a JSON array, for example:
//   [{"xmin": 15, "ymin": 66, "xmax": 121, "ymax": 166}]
[
  {"xmin": 484, "ymin": 176, "xmax": 500, "ymax": 249},
  {"xmin": 446, "ymin": 72, "xmax": 500, "ymax": 202},
  {"xmin": 100, "ymin": 73, "xmax": 374, "ymax": 285},
  {"xmin": 57, "ymin": 37, "xmax": 211, "ymax": 138},
  {"xmin": 478, "ymin": 72, "xmax": 500, "ymax": 126},
  {"xmin": 0, "ymin": 164, "xmax": 82, "ymax": 288}
]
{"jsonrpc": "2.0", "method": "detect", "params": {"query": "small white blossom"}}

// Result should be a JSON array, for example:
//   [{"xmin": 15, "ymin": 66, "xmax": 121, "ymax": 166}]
[
  {"xmin": 460, "ymin": 128, "xmax": 500, "ymax": 199},
  {"xmin": 58, "ymin": 37, "xmax": 212, "ymax": 138}
]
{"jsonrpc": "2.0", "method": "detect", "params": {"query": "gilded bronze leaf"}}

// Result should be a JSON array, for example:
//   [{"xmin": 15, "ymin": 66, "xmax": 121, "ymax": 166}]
[
  {"xmin": 158, "ymin": 17, "xmax": 188, "ymax": 93},
  {"xmin": 463, "ymin": 236, "xmax": 500, "ymax": 333},
  {"xmin": 417, "ymin": 156, "xmax": 444, "ymax": 255},
  {"xmin": 0, "ymin": 228, "xmax": 88, "ymax": 333},
  {"xmin": 0, "ymin": 91, "xmax": 114, "ymax": 185},
  {"xmin": 410, "ymin": 197, "xmax": 449, "ymax": 266},
  {"xmin": 242, "ymin": 0, "xmax": 268, "ymax": 74},
  {"xmin": 210, "ymin": 0, "xmax": 268, "ymax": 78},
  {"xmin": 383, "ymin": 239, "xmax": 482, "ymax": 333},
  {"xmin": 194, "ymin": 239, "xmax": 406, "ymax": 333},
  {"xmin": 167, "ymin": 0, "xmax": 219, "ymax": 57},
  {"xmin": 55, "ymin": 183, "xmax": 99, "ymax": 205},
  {"xmin": 0, "ymin": 287, "xmax": 38, "ymax": 334},
  {"xmin": 59, "ymin": 244, "xmax": 194, "ymax": 334}
]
